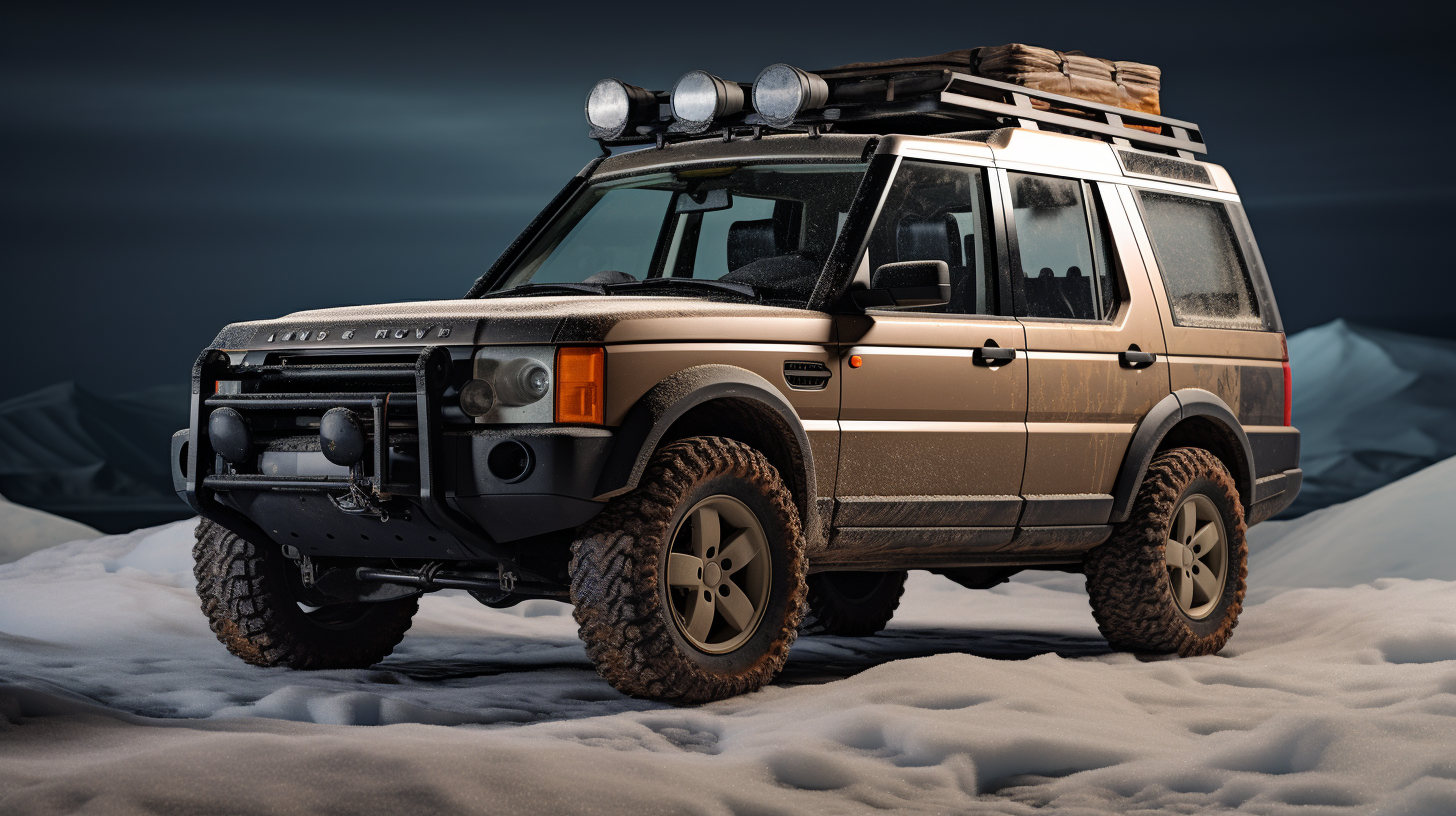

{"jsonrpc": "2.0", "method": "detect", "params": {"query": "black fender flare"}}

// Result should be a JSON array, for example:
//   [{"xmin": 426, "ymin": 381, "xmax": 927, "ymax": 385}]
[
  {"xmin": 1109, "ymin": 389, "xmax": 1256, "ymax": 523},
  {"xmin": 593, "ymin": 364, "xmax": 817, "ymax": 527}
]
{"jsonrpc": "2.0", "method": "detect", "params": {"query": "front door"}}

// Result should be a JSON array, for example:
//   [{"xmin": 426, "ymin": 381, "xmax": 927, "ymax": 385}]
[{"xmin": 832, "ymin": 157, "xmax": 1028, "ymax": 547}]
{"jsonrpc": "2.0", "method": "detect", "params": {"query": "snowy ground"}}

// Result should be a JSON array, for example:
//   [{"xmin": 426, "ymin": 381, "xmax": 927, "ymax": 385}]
[{"xmin": 4, "ymin": 462, "xmax": 1456, "ymax": 814}]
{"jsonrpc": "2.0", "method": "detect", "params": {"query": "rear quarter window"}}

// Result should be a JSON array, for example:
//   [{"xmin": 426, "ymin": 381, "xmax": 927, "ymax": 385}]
[{"xmin": 1137, "ymin": 190, "xmax": 1272, "ymax": 331}]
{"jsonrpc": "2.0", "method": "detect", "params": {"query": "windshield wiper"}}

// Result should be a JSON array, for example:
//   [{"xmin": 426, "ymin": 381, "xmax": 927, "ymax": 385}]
[
  {"xmin": 478, "ymin": 282, "xmax": 608, "ymax": 299},
  {"xmin": 607, "ymin": 277, "xmax": 759, "ymax": 300}
]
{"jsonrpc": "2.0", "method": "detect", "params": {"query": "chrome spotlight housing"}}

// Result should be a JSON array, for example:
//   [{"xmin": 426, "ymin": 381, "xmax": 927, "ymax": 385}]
[
  {"xmin": 586, "ymin": 78, "xmax": 657, "ymax": 140},
  {"xmin": 752, "ymin": 64, "xmax": 829, "ymax": 129},
  {"xmin": 670, "ymin": 70, "xmax": 744, "ymax": 132}
]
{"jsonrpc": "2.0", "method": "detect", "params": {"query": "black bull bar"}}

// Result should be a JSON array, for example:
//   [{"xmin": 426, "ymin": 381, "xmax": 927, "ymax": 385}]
[{"xmin": 181, "ymin": 345, "xmax": 556, "ymax": 586}]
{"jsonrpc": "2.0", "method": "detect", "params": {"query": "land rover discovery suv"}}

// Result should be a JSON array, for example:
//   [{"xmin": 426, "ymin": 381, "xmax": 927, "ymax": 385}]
[{"xmin": 174, "ymin": 58, "xmax": 1301, "ymax": 702}]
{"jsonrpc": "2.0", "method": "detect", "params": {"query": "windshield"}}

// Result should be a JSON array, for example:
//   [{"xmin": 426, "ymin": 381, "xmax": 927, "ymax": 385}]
[{"xmin": 490, "ymin": 162, "xmax": 869, "ymax": 306}]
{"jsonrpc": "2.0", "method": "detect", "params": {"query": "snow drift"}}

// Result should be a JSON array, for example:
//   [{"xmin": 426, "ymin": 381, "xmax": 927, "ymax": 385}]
[
  {"xmin": 0, "ymin": 382, "xmax": 192, "ymax": 533},
  {"xmin": 0, "ymin": 492, "xmax": 100, "ymax": 566},
  {"xmin": 1286, "ymin": 319, "xmax": 1456, "ymax": 516},
  {"xmin": 4, "ymin": 458, "xmax": 1456, "ymax": 814}
]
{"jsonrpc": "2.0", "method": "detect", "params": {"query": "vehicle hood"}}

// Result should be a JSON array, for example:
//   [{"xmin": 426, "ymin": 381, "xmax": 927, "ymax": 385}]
[{"xmin": 210, "ymin": 296, "xmax": 834, "ymax": 351}]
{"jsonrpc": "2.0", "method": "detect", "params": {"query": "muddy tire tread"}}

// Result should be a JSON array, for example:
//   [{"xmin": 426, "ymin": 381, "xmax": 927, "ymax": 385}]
[
  {"xmin": 1084, "ymin": 447, "xmax": 1248, "ymax": 656},
  {"xmin": 569, "ymin": 436, "xmax": 807, "ymax": 703},
  {"xmin": 800, "ymin": 571, "xmax": 908, "ymax": 637},
  {"xmin": 193, "ymin": 519, "xmax": 417, "ymax": 669}
]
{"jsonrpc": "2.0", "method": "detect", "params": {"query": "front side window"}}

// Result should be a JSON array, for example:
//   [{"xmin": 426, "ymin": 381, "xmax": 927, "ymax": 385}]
[
  {"xmin": 1009, "ymin": 172, "xmax": 1119, "ymax": 321},
  {"xmin": 1136, "ymin": 190, "xmax": 1268, "ymax": 331},
  {"xmin": 863, "ymin": 159, "xmax": 995, "ymax": 315},
  {"xmin": 493, "ymin": 163, "xmax": 867, "ymax": 306}
]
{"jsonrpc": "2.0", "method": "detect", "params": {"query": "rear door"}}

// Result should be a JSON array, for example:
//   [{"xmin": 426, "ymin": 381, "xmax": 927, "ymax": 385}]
[
  {"xmin": 999, "ymin": 170, "xmax": 1171, "ymax": 526},
  {"xmin": 835, "ymin": 155, "xmax": 1027, "ymax": 538}
]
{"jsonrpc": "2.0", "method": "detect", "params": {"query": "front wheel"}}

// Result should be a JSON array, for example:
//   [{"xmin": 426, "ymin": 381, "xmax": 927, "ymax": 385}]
[
  {"xmin": 569, "ymin": 436, "xmax": 807, "ymax": 703},
  {"xmin": 1084, "ymin": 447, "xmax": 1248, "ymax": 656},
  {"xmin": 193, "ymin": 519, "xmax": 418, "ymax": 669}
]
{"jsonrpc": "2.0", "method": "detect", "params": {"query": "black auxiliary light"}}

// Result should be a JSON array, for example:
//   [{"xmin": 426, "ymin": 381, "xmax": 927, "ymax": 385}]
[{"xmin": 319, "ymin": 407, "xmax": 366, "ymax": 467}]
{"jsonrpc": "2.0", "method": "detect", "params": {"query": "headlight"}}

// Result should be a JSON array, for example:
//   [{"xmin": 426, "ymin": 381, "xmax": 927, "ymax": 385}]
[
  {"xmin": 752, "ymin": 64, "xmax": 829, "ymax": 128},
  {"xmin": 671, "ymin": 70, "xmax": 744, "ymax": 132},
  {"xmin": 495, "ymin": 359, "xmax": 551, "ymax": 406},
  {"xmin": 585, "ymin": 78, "xmax": 657, "ymax": 140}
]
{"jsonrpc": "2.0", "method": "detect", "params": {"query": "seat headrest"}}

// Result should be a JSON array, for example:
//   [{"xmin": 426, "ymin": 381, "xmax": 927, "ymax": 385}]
[
  {"xmin": 897, "ymin": 215, "xmax": 961, "ymax": 265},
  {"xmin": 728, "ymin": 219, "xmax": 782, "ymax": 271},
  {"xmin": 1067, "ymin": 266, "xmax": 1085, "ymax": 279}
]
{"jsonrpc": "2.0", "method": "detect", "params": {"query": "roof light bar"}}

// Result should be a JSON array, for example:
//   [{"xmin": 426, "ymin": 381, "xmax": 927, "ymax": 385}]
[
  {"xmin": 585, "ymin": 78, "xmax": 657, "ymax": 140},
  {"xmin": 752, "ymin": 64, "xmax": 829, "ymax": 128},
  {"xmin": 670, "ymin": 70, "xmax": 744, "ymax": 132}
]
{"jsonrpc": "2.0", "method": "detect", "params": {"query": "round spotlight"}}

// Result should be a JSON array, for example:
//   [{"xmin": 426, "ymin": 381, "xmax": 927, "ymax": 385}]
[
  {"xmin": 207, "ymin": 407, "xmax": 252, "ymax": 464},
  {"xmin": 459, "ymin": 379, "xmax": 496, "ymax": 417},
  {"xmin": 585, "ymin": 78, "xmax": 656, "ymax": 140},
  {"xmin": 670, "ymin": 70, "xmax": 744, "ymax": 131},
  {"xmin": 319, "ymin": 407, "xmax": 366, "ymax": 467},
  {"xmin": 495, "ymin": 359, "xmax": 551, "ymax": 406},
  {"xmin": 752, "ymin": 64, "xmax": 829, "ymax": 129}
]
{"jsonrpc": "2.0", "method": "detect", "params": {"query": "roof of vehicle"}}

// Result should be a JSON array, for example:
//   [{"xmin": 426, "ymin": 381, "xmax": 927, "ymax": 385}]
[{"xmin": 593, "ymin": 128, "xmax": 1236, "ymax": 195}]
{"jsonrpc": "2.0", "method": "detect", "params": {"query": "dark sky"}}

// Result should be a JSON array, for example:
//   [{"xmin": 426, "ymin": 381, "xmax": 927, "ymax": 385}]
[{"xmin": 3, "ymin": 2, "xmax": 1453, "ymax": 400}]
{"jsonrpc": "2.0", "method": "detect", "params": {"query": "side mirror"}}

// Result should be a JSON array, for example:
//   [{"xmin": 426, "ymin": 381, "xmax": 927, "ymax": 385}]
[{"xmin": 852, "ymin": 260, "xmax": 950, "ymax": 309}]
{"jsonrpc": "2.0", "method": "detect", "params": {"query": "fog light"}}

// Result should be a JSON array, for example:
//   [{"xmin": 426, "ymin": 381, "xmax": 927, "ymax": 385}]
[
  {"xmin": 487, "ymin": 440, "xmax": 534, "ymax": 483},
  {"xmin": 671, "ymin": 70, "xmax": 744, "ymax": 132},
  {"xmin": 207, "ymin": 407, "xmax": 252, "ymax": 464},
  {"xmin": 752, "ymin": 63, "xmax": 829, "ymax": 128},
  {"xmin": 319, "ymin": 407, "xmax": 365, "ymax": 466}
]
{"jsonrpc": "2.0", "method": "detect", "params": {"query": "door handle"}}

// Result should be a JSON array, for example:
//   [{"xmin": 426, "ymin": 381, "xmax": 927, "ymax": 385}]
[
  {"xmin": 1119, "ymin": 349, "xmax": 1157, "ymax": 368},
  {"xmin": 974, "ymin": 346, "xmax": 1017, "ymax": 366}
]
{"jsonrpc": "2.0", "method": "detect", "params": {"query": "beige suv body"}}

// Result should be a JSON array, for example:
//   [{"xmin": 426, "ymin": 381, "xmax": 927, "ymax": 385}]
[{"xmin": 175, "ymin": 124, "xmax": 1299, "ymax": 701}]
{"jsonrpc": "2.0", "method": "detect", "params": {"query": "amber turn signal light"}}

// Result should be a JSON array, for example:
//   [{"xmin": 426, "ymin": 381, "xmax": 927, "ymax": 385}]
[
  {"xmin": 849, "ymin": 355, "xmax": 863, "ymax": 369},
  {"xmin": 555, "ymin": 346, "xmax": 605, "ymax": 424}
]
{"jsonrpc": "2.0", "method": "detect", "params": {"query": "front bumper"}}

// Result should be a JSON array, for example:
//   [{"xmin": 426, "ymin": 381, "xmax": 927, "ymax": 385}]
[{"xmin": 175, "ymin": 346, "xmax": 611, "ymax": 568}]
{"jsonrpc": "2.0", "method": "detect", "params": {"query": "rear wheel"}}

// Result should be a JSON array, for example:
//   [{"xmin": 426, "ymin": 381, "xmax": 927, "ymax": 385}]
[
  {"xmin": 192, "ymin": 519, "xmax": 418, "ymax": 669},
  {"xmin": 1084, "ymin": 448, "xmax": 1247, "ymax": 656},
  {"xmin": 800, "ymin": 571, "xmax": 907, "ymax": 636},
  {"xmin": 569, "ymin": 436, "xmax": 807, "ymax": 703}
]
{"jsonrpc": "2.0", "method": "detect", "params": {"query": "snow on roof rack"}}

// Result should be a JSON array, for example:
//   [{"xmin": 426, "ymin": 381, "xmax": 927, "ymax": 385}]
[{"xmin": 592, "ymin": 68, "xmax": 1206, "ymax": 160}]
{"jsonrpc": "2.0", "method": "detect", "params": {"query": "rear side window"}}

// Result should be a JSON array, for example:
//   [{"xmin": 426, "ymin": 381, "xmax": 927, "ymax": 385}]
[
  {"xmin": 1008, "ymin": 172, "xmax": 1120, "ymax": 321},
  {"xmin": 1137, "ymin": 190, "xmax": 1270, "ymax": 331}
]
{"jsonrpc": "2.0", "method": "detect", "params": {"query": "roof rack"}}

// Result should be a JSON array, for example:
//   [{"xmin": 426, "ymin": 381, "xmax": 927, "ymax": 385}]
[{"xmin": 598, "ymin": 69, "xmax": 1207, "ymax": 159}]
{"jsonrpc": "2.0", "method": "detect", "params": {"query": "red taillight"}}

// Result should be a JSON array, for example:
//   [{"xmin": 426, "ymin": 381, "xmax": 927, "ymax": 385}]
[{"xmin": 1280, "ymin": 334, "xmax": 1293, "ymax": 427}]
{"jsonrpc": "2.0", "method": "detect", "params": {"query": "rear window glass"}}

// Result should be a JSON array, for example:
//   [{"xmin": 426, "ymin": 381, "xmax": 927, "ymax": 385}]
[{"xmin": 1137, "ymin": 190, "xmax": 1270, "ymax": 331}]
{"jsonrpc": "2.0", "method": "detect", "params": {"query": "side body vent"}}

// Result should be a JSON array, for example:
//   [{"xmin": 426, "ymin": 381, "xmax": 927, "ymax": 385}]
[
  {"xmin": 1117, "ymin": 149, "xmax": 1213, "ymax": 187},
  {"xmin": 783, "ymin": 361, "xmax": 832, "ymax": 391}
]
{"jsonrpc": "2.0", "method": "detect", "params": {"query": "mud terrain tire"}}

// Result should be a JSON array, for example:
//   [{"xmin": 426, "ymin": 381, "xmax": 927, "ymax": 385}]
[
  {"xmin": 569, "ymin": 436, "xmax": 807, "ymax": 703},
  {"xmin": 193, "ymin": 519, "xmax": 418, "ymax": 669},
  {"xmin": 800, "ymin": 571, "xmax": 907, "ymax": 636},
  {"xmin": 1085, "ymin": 447, "xmax": 1248, "ymax": 656}
]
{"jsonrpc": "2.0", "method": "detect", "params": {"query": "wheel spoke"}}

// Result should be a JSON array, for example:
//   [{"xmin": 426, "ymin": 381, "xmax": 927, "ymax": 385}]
[
  {"xmin": 716, "ymin": 581, "xmax": 757, "ymax": 632},
  {"xmin": 1191, "ymin": 563, "xmax": 1220, "ymax": 602},
  {"xmin": 1191, "ymin": 522, "xmax": 1220, "ymax": 556},
  {"xmin": 691, "ymin": 506, "xmax": 720, "ymax": 557},
  {"xmin": 684, "ymin": 589, "xmax": 716, "ymax": 643},
  {"xmin": 1165, "ymin": 538, "xmax": 1190, "ymax": 568},
  {"xmin": 666, "ymin": 553, "xmax": 704, "ymax": 588},
  {"xmin": 1177, "ymin": 501, "xmax": 1197, "ymax": 544},
  {"xmin": 1176, "ymin": 570, "xmax": 1194, "ymax": 610},
  {"xmin": 718, "ymin": 530, "xmax": 760, "ymax": 574}
]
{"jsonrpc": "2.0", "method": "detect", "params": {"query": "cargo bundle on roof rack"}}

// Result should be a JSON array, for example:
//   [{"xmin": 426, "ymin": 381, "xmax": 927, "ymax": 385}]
[{"xmin": 584, "ymin": 43, "xmax": 1204, "ymax": 159}]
